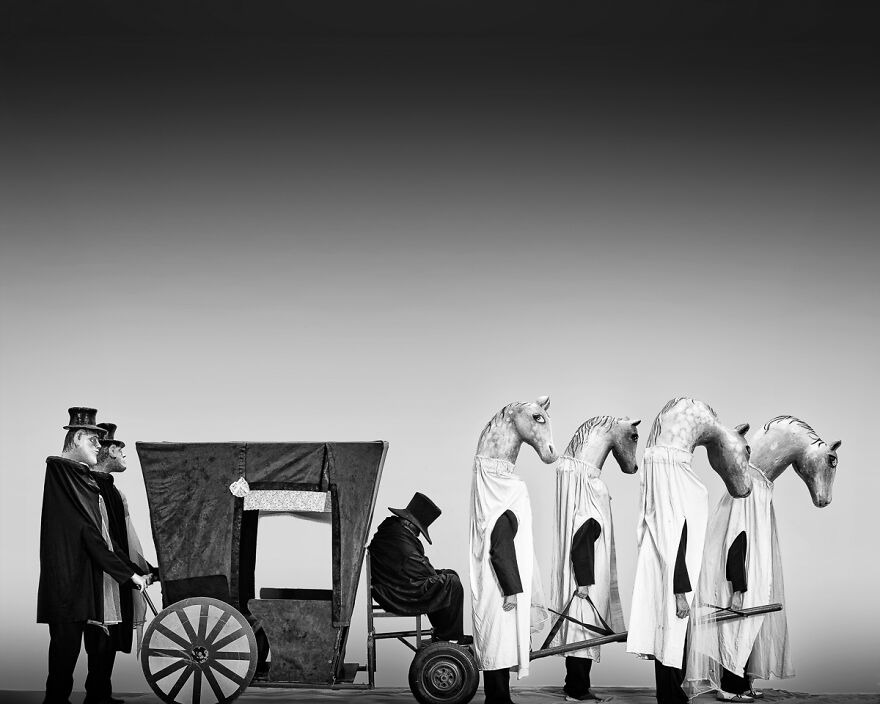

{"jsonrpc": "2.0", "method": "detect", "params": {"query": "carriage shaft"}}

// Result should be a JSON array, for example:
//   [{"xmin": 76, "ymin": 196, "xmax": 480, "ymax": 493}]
[{"xmin": 530, "ymin": 632, "xmax": 627, "ymax": 660}]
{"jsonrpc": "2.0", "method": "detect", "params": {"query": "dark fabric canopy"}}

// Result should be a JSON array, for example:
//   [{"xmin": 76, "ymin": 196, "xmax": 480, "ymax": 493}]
[{"xmin": 137, "ymin": 441, "xmax": 387, "ymax": 627}]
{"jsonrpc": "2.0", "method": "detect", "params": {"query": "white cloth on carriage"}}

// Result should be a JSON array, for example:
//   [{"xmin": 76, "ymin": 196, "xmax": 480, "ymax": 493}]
[
  {"xmin": 626, "ymin": 445, "xmax": 708, "ymax": 668},
  {"xmin": 549, "ymin": 456, "xmax": 625, "ymax": 661},
  {"xmin": 469, "ymin": 455, "xmax": 547, "ymax": 677},
  {"xmin": 686, "ymin": 464, "xmax": 793, "ymax": 696}
]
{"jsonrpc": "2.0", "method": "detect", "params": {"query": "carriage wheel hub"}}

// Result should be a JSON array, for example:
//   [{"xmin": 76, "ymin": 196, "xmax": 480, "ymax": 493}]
[
  {"xmin": 430, "ymin": 663, "xmax": 458, "ymax": 690},
  {"xmin": 191, "ymin": 646, "xmax": 209, "ymax": 663}
]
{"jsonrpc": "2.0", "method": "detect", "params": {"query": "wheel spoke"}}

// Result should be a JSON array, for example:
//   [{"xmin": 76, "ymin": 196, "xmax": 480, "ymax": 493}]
[
  {"xmin": 211, "ymin": 651, "xmax": 252, "ymax": 661},
  {"xmin": 212, "ymin": 628, "xmax": 245, "ymax": 651},
  {"xmin": 155, "ymin": 623, "xmax": 194, "ymax": 650},
  {"xmin": 202, "ymin": 664, "xmax": 226, "ymax": 703},
  {"xmin": 152, "ymin": 658, "xmax": 189, "ymax": 682},
  {"xmin": 177, "ymin": 608, "xmax": 200, "ymax": 644},
  {"xmin": 146, "ymin": 648, "xmax": 189, "ymax": 659},
  {"xmin": 204, "ymin": 611, "xmax": 231, "ymax": 646},
  {"xmin": 209, "ymin": 659, "xmax": 246, "ymax": 686},
  {"xmin": 167, "ymin": 665, "xmax": 193, "ymax": 700},
  {"xmin": 191, "ymin": 667, "xmax": 202, "ymax": 704},
  {"xmin": 197, "ymin": 603, "xmax": 209, "ymax": 641}
]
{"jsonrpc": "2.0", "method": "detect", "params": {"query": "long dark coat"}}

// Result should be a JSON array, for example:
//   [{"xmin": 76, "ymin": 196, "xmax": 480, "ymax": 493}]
[
  {"xmin": 37, "ymin": 457, "xmax": 135, "ymax": 624},
  {"xmin": 91, "ymin": 471, "xmax": 157, "ymax": 652},
  {"xmin": 367, "ymin": 516, "xmax": 459, "ymax": 615}
]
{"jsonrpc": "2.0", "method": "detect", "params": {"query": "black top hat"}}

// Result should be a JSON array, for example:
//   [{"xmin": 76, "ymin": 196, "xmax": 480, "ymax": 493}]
[
  {"xmin": 63, "ymin": 407, "xmax": 106, "ymax": 435},
  {"xmin": 389, "ymin": 492, "xmax": 442, "ymax": 544},
  {"xmin": 97, "ymin": 422, "xmax": 125, "ymax": 448}
]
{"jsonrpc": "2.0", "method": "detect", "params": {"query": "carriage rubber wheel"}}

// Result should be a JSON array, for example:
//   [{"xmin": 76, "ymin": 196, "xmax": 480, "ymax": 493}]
[
  {"xmin": 141, "ymin": 597, "xmax": 258, "ymax": 704},
  {"xmin": 408, "ymin": 642, "xmax": 480, "ymax": 704}
]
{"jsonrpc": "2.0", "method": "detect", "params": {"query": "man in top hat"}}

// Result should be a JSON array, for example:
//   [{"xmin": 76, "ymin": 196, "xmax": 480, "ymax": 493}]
[
  {"xmin": 367, "ymin": 492, "xmax": 472, "ymax": 644},
  {"xmin": 38, "ymin": 408, "xmax": 149, "ymax": 704},
  {"xmin": 90, "ymin": 422, "xmax": 160, "ymax": 704}
]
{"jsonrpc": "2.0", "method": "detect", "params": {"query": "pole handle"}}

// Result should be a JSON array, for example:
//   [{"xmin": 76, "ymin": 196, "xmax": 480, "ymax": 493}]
[{"xmin": 142, "ymin": 588, "xmax": 159, "ymax": 617}]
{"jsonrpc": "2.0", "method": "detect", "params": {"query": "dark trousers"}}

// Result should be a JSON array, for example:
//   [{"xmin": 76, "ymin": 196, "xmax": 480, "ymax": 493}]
[
  {"xmin": 654, "ymin": 660, "xmax": 687, "ymax": 704},
  {"xmin": 44, "ymin": 622, "xmax": 116, "ymax": 704},
  {"xmin": 564, "ymin": 656, "xmax": 594, "ymax": 699},
  {"xmin": 427, "ymin": 570, "xmax": 465, "ymax": 641},
  {"xmin": 483, "ymin": 668, "xmax": 512, "ymax": 704},
  {"xmin": 720, "ymin": 666, "xmax": 750, "ymax": 694}
]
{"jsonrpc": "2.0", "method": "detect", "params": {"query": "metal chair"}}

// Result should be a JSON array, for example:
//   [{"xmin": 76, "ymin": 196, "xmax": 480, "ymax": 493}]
[{"xmin": 365, "ymin": 552, "xmax": 433, "ymax": 687}]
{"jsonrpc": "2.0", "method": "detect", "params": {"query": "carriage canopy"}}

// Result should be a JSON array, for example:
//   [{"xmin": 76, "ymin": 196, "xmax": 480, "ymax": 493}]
[{"xmin": 137, "ymin": 441, "xmax": 388, "ymax": 630}]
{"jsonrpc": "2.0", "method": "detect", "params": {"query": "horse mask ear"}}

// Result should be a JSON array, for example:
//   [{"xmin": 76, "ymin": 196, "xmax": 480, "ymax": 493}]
[
  {"xmin": 829, "ymin": 439, "xmax": 842, "ymax": 452},
  {"xmin": 536, "ymin": 395, "xmax": 551, "ymax": 411},
  {"xmin": 735, "ymin": 423, "xmax": 750, "ymax": 436},
  {"xmin": 631, "ymin": 419, "xmax": 642, "ymax": 427}
]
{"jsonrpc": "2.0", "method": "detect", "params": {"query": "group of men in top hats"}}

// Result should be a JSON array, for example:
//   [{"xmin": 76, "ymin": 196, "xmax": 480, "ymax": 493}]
[{"xmin": 39, "ymin": 408, "xmax": 158, "ymax": 704}]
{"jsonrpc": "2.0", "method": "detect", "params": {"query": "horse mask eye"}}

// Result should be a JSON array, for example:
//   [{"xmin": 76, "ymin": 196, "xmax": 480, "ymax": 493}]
[
  {"xmin": 532, "ymin": 414, "xmax": 545, "ymax": 424},
  {"xmin": 828, "ymin": 456, "xmax": 837, "ymax": 468}
]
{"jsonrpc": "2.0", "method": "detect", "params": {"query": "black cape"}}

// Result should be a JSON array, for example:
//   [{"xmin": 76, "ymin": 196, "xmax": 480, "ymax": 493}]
[
  {"xmin": 91, "ymin": 471, "xmax": 157, "ymax": 651},
  {"xmin": 37, "ymin": 457, "xmax": 135, "ymax": 624},
  {"xmin": 367, "ymin": 516, "xmax": 458, "ymax": 615}
]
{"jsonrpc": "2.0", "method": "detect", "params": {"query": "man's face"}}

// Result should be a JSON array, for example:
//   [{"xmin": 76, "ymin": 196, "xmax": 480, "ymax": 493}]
[
  {"xmin": 108, "ymin": 444, "xmax": 127, "ymax": 472},
  {"xmin": 73, "ymin": 430, "xmax": 101, "ymax": 467}
]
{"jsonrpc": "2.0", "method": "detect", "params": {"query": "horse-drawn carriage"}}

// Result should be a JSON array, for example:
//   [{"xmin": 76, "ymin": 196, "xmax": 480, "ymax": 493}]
[
  {"xmin": 134, "ymin": 439, "xmax": 782, "ymax": 704},
  {"xmin": 136, "ymin": 440, "xmax": 480, "ymax": 704}
]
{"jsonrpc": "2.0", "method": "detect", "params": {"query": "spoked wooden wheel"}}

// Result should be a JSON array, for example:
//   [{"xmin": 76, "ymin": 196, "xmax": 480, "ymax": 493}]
[{"xmin": 141, "ymin": 597, "xmax": 258, "ymax": 704}]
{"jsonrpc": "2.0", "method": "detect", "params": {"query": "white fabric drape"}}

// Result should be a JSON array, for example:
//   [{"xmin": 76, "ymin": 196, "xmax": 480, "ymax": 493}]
[
  {"xmin": 626, "ymin": 445, "xmax": 708, "ymax": 668},
  {"xmin": 686, "ymin": 465, "xmax": 793, "ymax": 695},
  {"xmin": 120, "ymin": 490, "xmax": 154, "ymax": 654},
  {"xmin": 97, "ymin": 496, "xmax": 122, "ymax": 627},
  {"xmin": 469, "ymin": 455, "xmax": 547, "ymax": 677},
  {"xmin": 549, "ymin": 456, "xmax": 625, "ymax": 660}
]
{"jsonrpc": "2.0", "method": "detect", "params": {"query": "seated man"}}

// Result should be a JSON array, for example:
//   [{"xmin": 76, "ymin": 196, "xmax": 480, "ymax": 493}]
[{"xmin": 368, "ymin": 492, "xmax": 471, "ymax": 644}]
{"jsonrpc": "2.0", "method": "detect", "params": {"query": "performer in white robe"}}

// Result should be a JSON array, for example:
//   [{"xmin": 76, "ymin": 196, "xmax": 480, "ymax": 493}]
[
  {"xmin": 627, "ymin": 446, "xmax": 708, "ymax": 670},
  {"xmin": 470, "ymin": 455, "xmax": 546, "ymax": 702},
  {"xmin": 549, "ymin": 456, "xmax": 626, "ymax": 701},
  {"xmin": 687, "ymin": 467, "xmax": 793, "ymax": 701},
  {"xmin": 688, "ymin": 414, "xmax": 840, "ymax": 703},
  {"xmin": 626, "ymin": 398, "xmax": 751, "ymax": 704}
]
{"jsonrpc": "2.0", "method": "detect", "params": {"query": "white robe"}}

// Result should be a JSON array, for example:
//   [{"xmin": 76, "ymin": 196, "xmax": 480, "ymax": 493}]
[
  {"xmin": 549, "ymin": 456, "xmax": 625, "ymax": 660},
  {"xmin": 626, "ymin": 445, "xmax": 708, "ymax": 668},
  {"xmin": 120, "ymin": 490, "xmax": 154, "ymax": 654},
  {"xmin": 469, "ymin": 455, "xmax": 545, "ymax": 677},
  {"xmin": 686, "ymin": 465, "xmax": 793, "ymax": 694}
]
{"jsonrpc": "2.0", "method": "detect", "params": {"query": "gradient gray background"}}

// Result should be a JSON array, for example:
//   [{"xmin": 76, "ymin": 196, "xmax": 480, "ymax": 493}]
[{"xmin": 1, "ymin": 18, "xmax": 878, "ymax": 695}]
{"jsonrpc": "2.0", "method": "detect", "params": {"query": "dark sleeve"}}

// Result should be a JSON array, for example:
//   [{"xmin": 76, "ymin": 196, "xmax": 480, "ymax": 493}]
[
  {"xmin": 673, "ymin": 520, "xmax": 691, "ymax": 594},
  {"xmin": 80, "ymin": 524, "xmax": 136, "ymax": 585},
  {"xmin": 403, "ymin": 552, "xmax": 440, "ymax": 582},
  {"xmin": 571, "ymin": 518, "xmax": 602, "ymax": 587},
  {"xmin": 490, "ymin": 510, "xmax": 523, "ymax": 596},
  {"xmin": 725, "ymin": 530, "xmax": 748, "ymax": 593}
]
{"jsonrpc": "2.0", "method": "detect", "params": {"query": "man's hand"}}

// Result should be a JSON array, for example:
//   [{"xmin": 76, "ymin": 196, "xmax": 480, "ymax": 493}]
[
  {"xmin": 674, "ymin": 593, "xmax": 690, "ymax": 619},
  {"xmin": 730, "ymin": 591, "xmax": 744, "ymax": 611},
  {"xmin": 576, "ymin": 586, "xmax": 591, "ymax": 600},
  {"xmin": 131, "ymin": 574, "xmax": 148, "ymax": 592},
  {"xmin": 503, "ymin": 594, "xmax": 517, "ymax": 612}
]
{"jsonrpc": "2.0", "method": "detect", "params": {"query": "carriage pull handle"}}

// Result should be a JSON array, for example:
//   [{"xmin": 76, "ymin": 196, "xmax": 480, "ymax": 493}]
[{"xmin": 143, "ymin": 588, "xmax": 159, "ymax": 617}]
